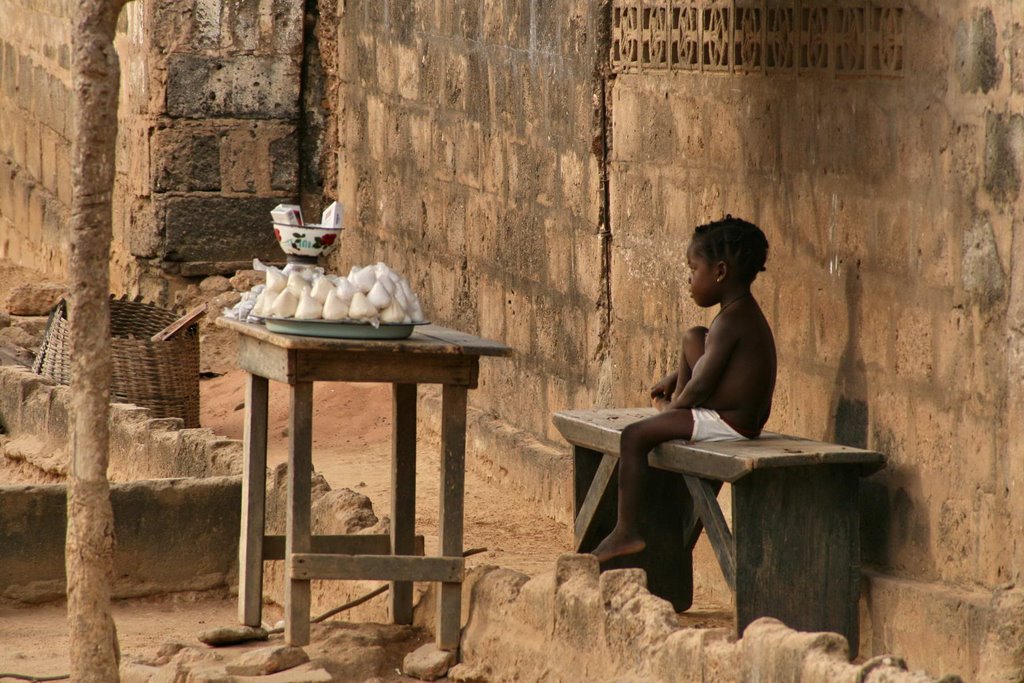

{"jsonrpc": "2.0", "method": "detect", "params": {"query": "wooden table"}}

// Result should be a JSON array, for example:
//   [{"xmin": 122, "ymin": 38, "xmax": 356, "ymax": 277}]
[
  {"xmin": 553, "ymin": 408, "xmax": 884, "ymax": 657},
  {"xmin": 217, "ymin": 318, "xmax": 509, "ymax": 650}
]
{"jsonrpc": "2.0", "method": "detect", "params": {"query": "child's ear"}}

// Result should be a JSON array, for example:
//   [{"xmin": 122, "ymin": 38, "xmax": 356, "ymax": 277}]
[{"xmin": 715, "ymin": 261, "xmax": 728, "ymax": 283}]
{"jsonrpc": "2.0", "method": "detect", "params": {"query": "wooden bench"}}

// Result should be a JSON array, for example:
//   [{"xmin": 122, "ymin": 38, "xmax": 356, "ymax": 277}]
[{"xmin": 553, "ymin": 408, "xmax": 884, "ymax": 657}]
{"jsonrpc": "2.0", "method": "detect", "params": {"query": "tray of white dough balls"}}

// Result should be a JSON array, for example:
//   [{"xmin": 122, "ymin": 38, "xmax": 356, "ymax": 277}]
[{"xmin": 248, "ymin": 263, "xmax": 427, "ymax": 340}]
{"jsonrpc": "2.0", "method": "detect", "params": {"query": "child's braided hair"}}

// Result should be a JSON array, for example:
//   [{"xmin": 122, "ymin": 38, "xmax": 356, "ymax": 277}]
[{"xmin": 691, "ymin": 215, "xmax": 769, "ymax": 284}]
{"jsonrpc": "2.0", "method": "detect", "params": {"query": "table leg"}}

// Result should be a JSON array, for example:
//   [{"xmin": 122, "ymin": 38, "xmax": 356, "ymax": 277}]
[
  {"xmin": 390, "ymin": 383, "xmax": 417, "ymax": 624},
  {"xmin": 285, "ymin": 381, "xmax": 313, "ymax": 646},
  {"xmin": 437, "ymin": 384, "xmax": 467, "ymax": 651},
  {"xmin": 239, "ymin": 374, "xmax": 268, "ymax": 626}
]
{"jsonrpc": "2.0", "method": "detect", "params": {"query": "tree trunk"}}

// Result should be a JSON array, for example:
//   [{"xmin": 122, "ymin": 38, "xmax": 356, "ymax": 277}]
[{"xmin": 66, "ymin": 1, "xmax": 129, "ymax": 679}]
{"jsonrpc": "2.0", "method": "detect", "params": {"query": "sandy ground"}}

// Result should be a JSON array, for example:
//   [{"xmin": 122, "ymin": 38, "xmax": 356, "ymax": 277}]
[
  {"xmin": 198, "ymin": 370, "xmax": 570, "ymax": 575},
  {"xmin": 0, "ymin": 256, "xmax": 572, "ymax": 679}
]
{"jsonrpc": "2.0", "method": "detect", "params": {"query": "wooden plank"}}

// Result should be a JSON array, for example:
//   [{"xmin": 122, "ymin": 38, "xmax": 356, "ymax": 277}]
[
  {"xmin": 284, "ymin": 381, "xmax": 313, "ymax": 646},
  {"xmin": 150, "ymin": 304, "xmax": 207, "ymax": 341},
  {"xmin": 236, "ymin": 336, "xmax": 293, "ymax": 383},
  {"xmin": 732, "ymin": 465, "xmax": 861, "ymax": 658},
  {"xmin": 553, "ymin": 409, "xmax": 885, "ymax": 482},
  {"xmin": 683, "ymin": 475, "xmax": 735, "ymax": 591},
  {"xmin": 262, "ymin": 534, "xmax": 425, "ymax": 560},
  {"xmin": 391, "ymin": 383, "xmax": 417, "ymax": 625},
  {"xmin": 573, "ymin": 453, "xmax": 618, "ymax": 550},
  {"xmin": 414, "ymin": 324, "xmax": 512, "ymax": 356},
  {"xmin": 290, "ymin": 554, "xmax": 464, "ymax": 582},
  {"xmin": 437, "ymin": 384, "xmax": 467, "ymax": 652},
  {"xmin": 238, "ymin": 374, "xmax": 268, "ymax": 627},
  {"xmin": 294, "ymin": 351, "xmax": 478, "ymax": 387}
]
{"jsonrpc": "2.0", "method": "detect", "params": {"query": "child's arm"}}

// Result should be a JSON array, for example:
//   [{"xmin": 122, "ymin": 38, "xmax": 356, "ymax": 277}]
[{"xmin": 669, "ymin": 318, "xmax": 739, "ymax": 409}]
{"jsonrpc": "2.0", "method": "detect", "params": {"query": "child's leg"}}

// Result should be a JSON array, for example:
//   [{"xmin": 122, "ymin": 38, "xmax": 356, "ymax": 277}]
[
  {"xmin": 671, "ymin": 326, "xmax": 708, "ymax": 402},
  {"xmin": 592, "ymin": 409, "xmax": 695, "ymax": 562}
]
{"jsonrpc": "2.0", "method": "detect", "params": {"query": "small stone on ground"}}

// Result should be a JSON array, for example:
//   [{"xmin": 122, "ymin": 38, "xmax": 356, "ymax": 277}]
[
  {"xmin": 402, "ymin": 643, "xmax": 456, "ymax": 681},
  {"xmin": 197, "ymin": 624, "xmax": 269, "ymax": 646},
  {"xmin": 226, "ymin": 644, "xmax": 310, "ymax": 675},
  {"xmin": 4, "ymin": 283, "xmax": 65, "ymax": 316}
]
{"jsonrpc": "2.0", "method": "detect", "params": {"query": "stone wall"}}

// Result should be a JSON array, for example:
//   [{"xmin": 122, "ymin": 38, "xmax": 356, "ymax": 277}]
[
  {"xmin": 0, "ymin": 477, "xmax": 241, "ymax": 603},
  {"xmin": 0, "ymin": 0, "xmax": 72, "ymax": 275},
  {"xmin": 112, "ymin": 0, "xmax": 306, "ymax": 302},
  {"xmin": 327, "ymin": 0, "xmax": 610, "ymax": 455},
  {"xmin": 458, "ymin": 554, "xmax": 949, "ymax": 682},
  {"xmin": 327, "ymin": 1, "xmax": 1024, "ymax": 679},
  {"xmin": 0, "ymin": 0, "xmax": 309, "ymax": 300}
]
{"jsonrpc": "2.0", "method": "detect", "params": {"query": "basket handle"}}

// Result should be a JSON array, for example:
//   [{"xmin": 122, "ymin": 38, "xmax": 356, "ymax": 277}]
[{"xmin": 150, "ymin": 304, "xmax": 207, "ymax": 342}]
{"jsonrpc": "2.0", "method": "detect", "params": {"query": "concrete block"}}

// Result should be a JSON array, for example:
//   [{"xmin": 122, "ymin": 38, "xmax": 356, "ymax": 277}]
[
  {"xmin": 192, "ymin": 0, "xmax": 222, "ymax": 49},
  {"xmin": 153, "ymin": 128, "xmax": 221, "ymax": 192},
  {"xmin": 166, "ymin": 55, "xmax": 301, "ymax": 119},
  {"xmin": 893, "ymin": 307, "xmax": 934, "ymax": 381},
  {"xmin": 161, "ymin": 196, "xmax": 283, "ymax": 263},
  {"xmin": 269, "ymin": 129, "xmax": 298, "ymax": 191},
  {"xmin": 955, "ymin": 8, "xmax": 1001, "ymax": 94},
  {"xmin": 983, "ymin": 112, "xmax": 1023, "ymax": 205},
  {"xmin": 553, "ymin": 554, "xmax": 602, "ymax": 650}
]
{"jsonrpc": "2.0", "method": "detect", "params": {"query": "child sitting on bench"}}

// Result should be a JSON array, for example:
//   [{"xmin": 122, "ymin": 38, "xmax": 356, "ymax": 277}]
[{"xmin": 593, "ymin": 216, "xmax": 777, "ymax": 562}]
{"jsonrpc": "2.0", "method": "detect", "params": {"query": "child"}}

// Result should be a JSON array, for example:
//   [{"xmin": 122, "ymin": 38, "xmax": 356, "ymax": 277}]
[{"xmin": 592, "ymin": 215, "xmax": 777, "ymax": 563}]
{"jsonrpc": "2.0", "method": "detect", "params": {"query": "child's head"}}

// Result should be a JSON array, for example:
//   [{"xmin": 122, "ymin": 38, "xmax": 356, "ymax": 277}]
[{"xmin": 689, "ymin": 215, "xmax": 769, "ymax": 284}]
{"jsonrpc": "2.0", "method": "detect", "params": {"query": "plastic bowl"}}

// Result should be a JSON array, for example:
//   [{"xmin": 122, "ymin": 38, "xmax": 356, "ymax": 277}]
[{"xmin": 273, "ymin": 223, "xmax": 342, "ymax": 258}]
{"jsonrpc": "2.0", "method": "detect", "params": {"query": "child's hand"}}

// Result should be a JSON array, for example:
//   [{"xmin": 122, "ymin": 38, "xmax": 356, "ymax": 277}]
[{"xmin": 650, "ymin": 373, "xmax": 676, "ymax": 400}]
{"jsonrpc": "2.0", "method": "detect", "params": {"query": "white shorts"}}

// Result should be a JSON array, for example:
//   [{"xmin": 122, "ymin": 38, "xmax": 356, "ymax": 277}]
[{"xmin": 691, "ymin": 408, "xmax": 748, "ymax": 442}]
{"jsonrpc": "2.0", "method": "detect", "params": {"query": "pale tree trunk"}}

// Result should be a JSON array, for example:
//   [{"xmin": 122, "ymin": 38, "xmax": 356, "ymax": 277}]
[{"xmin": 67, "ymin": 0, "xmax": 130, "ymax": 679}]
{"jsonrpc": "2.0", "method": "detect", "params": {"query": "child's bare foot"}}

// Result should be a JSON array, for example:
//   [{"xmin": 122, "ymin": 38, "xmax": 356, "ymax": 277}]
[{"xmin": 591, "ymin": 528, "xmax": 646, "ymax": 563}]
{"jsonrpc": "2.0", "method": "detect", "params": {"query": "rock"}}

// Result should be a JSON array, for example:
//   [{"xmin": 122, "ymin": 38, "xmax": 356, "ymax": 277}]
[
  {"xmin": 0, "ymin": 326, "xmax": 38, "ymax": 351},
  {"xmin": 448, "ymin": 662, "xmax": 490, "ymax": 682},
  {"xmin": 0, "ymin": 311, "xmax": 10, "ymax": 329},
  {"xmin": 233, "ymin": 663, "xmax": 333, "ymax": 683},
  {"xmin": 226, "ymin": 645, "xmax": 310, "ymax": 676},
  {"xmin": 199, "ymin": 275, "xmax": 232, "ymax": 294},
  {"xmin": 402, "ymin": 643, "xmax": 456, "ymax": 681},
  {"xmin": 4, "ymin": 283, "xmax": 65, "ymax": 316},
  {"xmin": 120, "ymin": 661, "xmax": 162, "ymax": 683},
  {"xmin": 208, "ymin": 291, "xmax": 242, "ymax": 313},
  {"xmin": 156, "ymin": 641, "xmax": 190, "ymax": 664},
  {"xmin": 11, "ymin": 316, "xmax": 49, "ymax": 349},
  {"xmin": 196, "ymin": 625, "xmax": 269, "ymax": 646},
  {"xmin": 184, "ymin": 664, "xmax": 233, "ymax": 682},
  {"xmin": 230, "ymin": 270, "xmax": 264, "ymax": 292}
]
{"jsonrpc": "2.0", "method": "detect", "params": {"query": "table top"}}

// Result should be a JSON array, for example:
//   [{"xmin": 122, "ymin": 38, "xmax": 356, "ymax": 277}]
[
  {"xmin": 554, "ymin": 408, "xmax": 885, "ymax": 482},
  {"xmin": 216, "ymin": 317, "xmax": 511, "ymax": 357}
]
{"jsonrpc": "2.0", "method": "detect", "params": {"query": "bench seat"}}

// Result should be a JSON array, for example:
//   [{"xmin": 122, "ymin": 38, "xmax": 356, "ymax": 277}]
[{"xmin": 553, "ymin": 408, "xmax": 884, "ymax": 658}]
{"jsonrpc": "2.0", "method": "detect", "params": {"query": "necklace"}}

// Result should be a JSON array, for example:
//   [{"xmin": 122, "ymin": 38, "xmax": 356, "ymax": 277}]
[{"xmin": 711, "ymin": 293, "xmax": 752, "ymax": 325}]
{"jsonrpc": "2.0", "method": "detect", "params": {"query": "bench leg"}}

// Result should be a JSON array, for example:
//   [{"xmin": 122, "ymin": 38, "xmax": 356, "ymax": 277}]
[
  {"xmin": 573, "ymin": 448, "xmax": 700, "ymax": 612},
  {"xmin": 732, "ymin": 465, "xmax": 861, "ymax": 658}
]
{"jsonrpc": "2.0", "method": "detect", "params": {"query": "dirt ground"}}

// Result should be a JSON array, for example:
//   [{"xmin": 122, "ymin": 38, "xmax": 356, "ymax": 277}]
[{"xmin": 0, "ymin": 258, "xmax": 572, "ymax": 680}]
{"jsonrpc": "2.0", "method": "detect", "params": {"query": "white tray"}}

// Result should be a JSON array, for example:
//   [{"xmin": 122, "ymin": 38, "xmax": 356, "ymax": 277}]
[{"xmin": 262, "ymin": 317, "xmax": 428, "ymax": 340}]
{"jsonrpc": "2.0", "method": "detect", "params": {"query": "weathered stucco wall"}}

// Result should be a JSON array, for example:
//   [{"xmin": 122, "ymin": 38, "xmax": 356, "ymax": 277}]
[
  {"xmin": 0, "ymin": 0, "xmax": 72, "ymax": 276},
  {"xmin": 328, "ymin": 0, "xmax": 609, "ymax": 448},
  {"xmin": 0, "ymin": 0, "xmax": 308, "ymax": 300},
  {"xmin": 329, "ymin": 1, "xmax": 1024, "ymax": 679},
  {"xmin": 112, "ymin": 0, "xmax": 306, "ymax": 302}
]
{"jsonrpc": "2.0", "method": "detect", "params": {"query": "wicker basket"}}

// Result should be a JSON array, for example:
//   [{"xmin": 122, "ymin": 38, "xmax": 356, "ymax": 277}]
[{"xmin": 33, "ymin": 296, "xmax": 201, "ymax": 428}]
